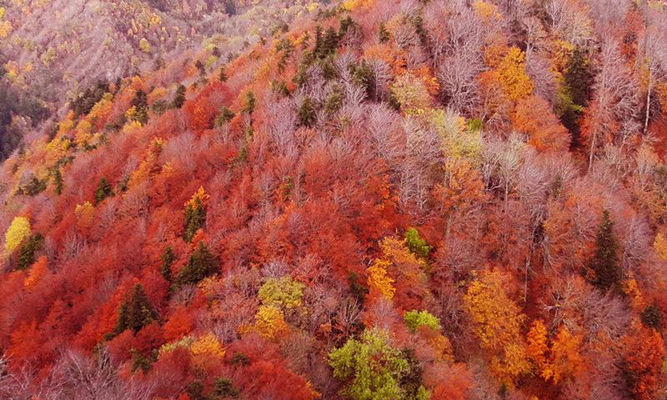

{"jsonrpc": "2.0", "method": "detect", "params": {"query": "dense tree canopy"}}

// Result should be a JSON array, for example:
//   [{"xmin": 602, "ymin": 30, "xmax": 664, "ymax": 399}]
[{"xmin": 0, "ymin": 0, "xmax": 666, "ymax": 398}]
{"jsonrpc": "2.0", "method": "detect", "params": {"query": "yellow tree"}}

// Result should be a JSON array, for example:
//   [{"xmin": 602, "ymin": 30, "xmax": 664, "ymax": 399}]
[
  {"xmin": 367, "ymin": 258, "xmax": 396, "ymax": 300},
  {"xmin": 526, "ymin": 320, "xmax": 549, "ymax": 372},
  {"xmin": 495, "ymin": 47, "xmax": 534, "ymax": 102},
  {"xmin": 190, "ymin": 332, "xmax": 226, "ymax": 358},
  {"xmin": 463, "ymin": 270, "xmax": 531, "ymax": 383},
  {"xmin": 5, "ymin": 216, "xmax": 30, "ymax": 253},
  {"xmin": 547, "ymin": 326, "xmax": 584, "ymax": 384}
]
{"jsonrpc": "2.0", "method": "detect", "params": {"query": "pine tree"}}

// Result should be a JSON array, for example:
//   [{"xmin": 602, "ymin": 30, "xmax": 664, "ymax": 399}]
[
  {"xmin": 176, "ymin": 242, "xmax": 219, "ymax": 286},
  {"xmin": 559, "ymin": 47, "xmax": 593, "ymax": 146},
  {"xmin": 564, "ymin": 47, "xmax": 592, "ymax": 109},
  {"xmin": 52, "ymin": 168, "xmax": 63, "ymax": 195},
  {"xmin": 215, "ymin": 106, "xmax": 236, "ymax": 127},
  {"xmin": 161, "ymin": 246, "xmax": 175, "ymax": 282},
  {"xmin": 17, "ymin": 233, "xmax": 43, "ymax": 271},
  {"xmin": 115, "ymin": 284, "xmax": 158, "ymax": 335},
  {"xmin": 172, "ymin": 85, "xmax": 186, "ymax": 109},
  {"xmin": 297, "ymin": 98, "xmax": 317, "ymax": 128},
  {"xmin": 589, "ymin": 210, "xmax": 622, "ymax": 292},
  {"xmin": 378, "ymin": 23, "xmax": 390, "ymax": 43},
  {"xmin": 184, "ymin": 196, "xmax": 206, "ymax": 242},
  {"xmin": 95, "ymin": 177, "xmax": 114, "ymax": 204},
  {"xmin": 219, "ymin": 65, "xmax": 228, "ymax": 82},
  {"xmin": 130, "ymin": 89, "xmax": 149, "ymax": 125},
  {"xmin": 243, "ymin": 91, "xmax": 256, "ymax": 115},
  {"xmin": 321, "ymin": 27, "xmax": 339, "ymax": 58}
]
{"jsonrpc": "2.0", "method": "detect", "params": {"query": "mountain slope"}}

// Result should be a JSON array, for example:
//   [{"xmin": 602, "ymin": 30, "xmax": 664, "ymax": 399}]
[
  {"xmin": 0, "ymin": 0, "xmax": 320, "ymax": 159},
  {"xmin": 1, "ymin": 0, "xmax": 667, "ymax": 399}
]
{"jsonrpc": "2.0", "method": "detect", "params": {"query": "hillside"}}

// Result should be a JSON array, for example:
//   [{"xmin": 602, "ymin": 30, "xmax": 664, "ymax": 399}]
[
  {"xmin": 0, "ymin": 0, "xmax": 320, "ymax": 159},
  {"xmin": 1, "ymin": 0, "xmax": 667, "ymax": 399}
]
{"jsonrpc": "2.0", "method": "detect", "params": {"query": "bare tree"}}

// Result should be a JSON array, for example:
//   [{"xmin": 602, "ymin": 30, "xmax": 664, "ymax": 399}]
[{"xmin": 585, "ymin": 40, "xmax": 640, "ymax": 168}]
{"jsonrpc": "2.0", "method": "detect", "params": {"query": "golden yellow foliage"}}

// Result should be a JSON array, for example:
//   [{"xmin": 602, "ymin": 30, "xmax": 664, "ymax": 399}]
[
  {"xmin": 44, "ymin": 137, "xmax": 71, "ymax": 165},
  {"xmin": 139, "ymin": 38, "xmax": 151, "ymax": 53},
  {"xmin": 622, "ymin": 276, "xmax": 644, "ymax": 310},
  {"xmin": 367, "ymin": 258, "xmax": 395, "ymax": 300},
  {"xmin": 0, "ymin": 20, "xmax": 13, "ymax": 39},
  {"xmin": 148, "ymin": 87, "xmax": 167, "ymax": 104},
  {"xmin": 464, "ymin": 270, "xmax": 530, "ymax": 382},
  {"xmin": 496, "ymin": 47, "xmax": 533, "ymax": 101},
  {"xmin": 24, "ymin": 256, "xmax": 48, "ymax": 289},
  {"xmin": 57, "ymin": 111, "xmax": 75, "ymax": 137},
  {"xmin": 343, "ymin": 0, "xmax": 374, "ymax": 10},
  {"xmin": 190, "ymin": 332, "xmax": 226, "ymax": 358},
  {"xmin": 87, "ymin": 93, "xmax": 114, "ymax": 122},
  {"xmin": 390, "ymin": 72, "xmax": 433, "ymax": 113},
  {"xmin": 254, "ymin": 304, "xmax": 289, "ymax": 339},
  {"xmin": 527, "ymin": 320, "xmax": 549, "ymax": 370},
  {"xmin": 40, "ymin": 47, "xmax": 56, "ymax": 67},
  {"xmin": 427, "ymin": 109, "xmax": 482, "ymax": 162},
  {"xmin": 75, "ymin": 202, "xmax": 95, "ymax": 229},
  {"xmin": 5, "ymin": 216, "xmax": 30, "ymax": 253},
  {"xmin": 473, "ymin": 1, "xmax": 503, "ymax": 22},
  {"xmin": 129, "ymin": 138, "xmax": 165, "ymax": 187},
  {"xmin": 159, "ymin": 336, "xmax": 194, "ymax": 357},
  {"xmin": 74, "ymin": 120, "xmax": 92, "ymax": 148},
  {"xmin": 654, "ymin": 232, "xmax": 667, "ymax": 261},
  {"xmin": 121, "ymin": 120, "xmax": 143, "ymax": 134},
  {"xmin": 659, "ymin": 81, "xmax": 667, "ymax": 114},
  {"xmin": 185, "ymin": 186, "xmax": 210, "ymax": 209},
  {"xmin": 547, "ymin": 327, "xmax": 584, "ymax": 383},
  {"xmin": 551, "ymin": 39, "xmax": 575, "ymax": 73},
  {"xmin": 4, "ymin": 61, "xmax": 19, "ymax": 80},
  {"xmin": 306, "ymin": 2, "xmax": 319, "ymax": 12}
]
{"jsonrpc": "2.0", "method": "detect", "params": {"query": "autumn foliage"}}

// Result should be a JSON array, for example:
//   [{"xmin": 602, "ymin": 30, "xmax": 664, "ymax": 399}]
[{"xmin": 0, "ymin": 1, "xmax": 666, "ymax": 399}]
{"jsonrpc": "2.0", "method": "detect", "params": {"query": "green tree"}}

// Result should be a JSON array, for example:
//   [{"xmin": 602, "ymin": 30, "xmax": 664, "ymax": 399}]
[
  {"xmin": 212, "ymin": 377, "xmax": 240, "ymax": 398},
  {"xmin": 243, "ymin": 91, "xmax": 256, "ymax": 115},
  {"xmin": 177, "ymin": 242, "xmax": 219, "ymax": 286},
  {"xmin": 320, "ymin": 27, "xmax": 339, "ymax": 58},
  {"xmin": 329, "ymin": 329, "xmax": 429, "ymax": 400},
  {"xmin": 378, "ymin": 23, "xmax": 390, "ymax": 43},
  {"xmin": 564, "ymin": 47, "xmax": 592, "ymax": 109},
  {"xmin": 115, "ymin": 284, "xmax": 158, "ymax": 334},
  {"xmin": 404, "ymin": 228, "xmax": 430, "ymax": 258},
  {"xmin": 17, "ymin": 233, "xmax": 43, "ymax": 270},
  {"xmin": 215, "ymin": 106, "xmax": 235, "ymax": 127},
  {"xmin": 641, "ymin": 304, "xmax": 663, "ymax": 330},
  {"xmin": 258, "ymin": 276, "xmax": 305, "ymax": 308},
  {"xmin": 297, "ymin": 98, "xmax": 317, "ymax": 128},
  {"xmin": 184, "ymin": 196, "xmax": 206, "ymax": 243},
  {"xmin": 95, "ymin": 177, "xmax": 114, "ymax": 204},
  {"xmin": 23, "ymin": 175, "xmax": 47, "ymax": 196},
  {"xmin": 52, "ymin": 168, "xmax": 63, "ymax": 195},
  {"xmin": 161, "ymin": 246, "xmax": 175, "ymax": 282},
  {"xmin": 404, "ymin": 310, "xmax": 441, "ymax": 333},
  {"xmin": 558, "ymin": 47, "xmax": 592, "ymax": 147},
  {"xmin": 172, "ymin": 85, "xmax": 186, "ymax": 109},
  {"xmin": 589, "ymin": 210, "xmax": 621, "ymax": 292},
  {"xmin": 353, "ymin": 60, "xmax": 375, "ymax": 99},
  {"xmin": 130, "ymin": 89, "xmax": 149, "ymax": 125}
]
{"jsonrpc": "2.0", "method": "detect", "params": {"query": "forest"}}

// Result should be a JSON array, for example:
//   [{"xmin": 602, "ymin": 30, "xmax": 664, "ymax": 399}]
[{"xmin": 1, "ymin": 0, "xmax": 667, "ymax": 399}]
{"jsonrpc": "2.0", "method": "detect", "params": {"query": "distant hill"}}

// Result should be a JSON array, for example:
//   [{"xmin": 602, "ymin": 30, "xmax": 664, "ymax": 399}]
[{"xmin": 0, "ymin": 0, "xmax": 320, "ymax": 157}]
